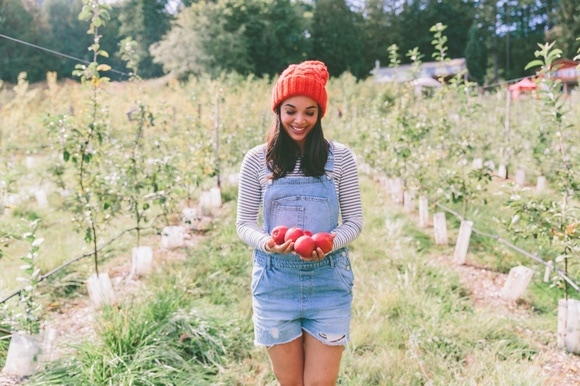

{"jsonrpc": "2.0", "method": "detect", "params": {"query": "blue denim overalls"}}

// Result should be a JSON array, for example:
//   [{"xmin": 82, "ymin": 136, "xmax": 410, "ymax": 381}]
[{"xmin": 251, "ymin": 143, "xmax": 354, "ymax": 346}]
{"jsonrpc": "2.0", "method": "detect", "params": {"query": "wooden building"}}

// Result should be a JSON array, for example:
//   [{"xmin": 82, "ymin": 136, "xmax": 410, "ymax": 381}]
[
  {"xmin": 551, "ymin": 59, "xmax": 579, "ymax": 94},
  {"xmin": 370, "ymin": 58, "xmax": 468, "ymax": 84}
]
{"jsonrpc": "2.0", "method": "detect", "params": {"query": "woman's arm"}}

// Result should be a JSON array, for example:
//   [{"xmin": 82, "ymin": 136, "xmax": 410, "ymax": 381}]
[
  {"xmin": 236, "ymin": 147, "xmax": 271, "ymax": 252},
  {"xmin": 332, "ymin": 145, "xmax": 363, "ymax": 250}
]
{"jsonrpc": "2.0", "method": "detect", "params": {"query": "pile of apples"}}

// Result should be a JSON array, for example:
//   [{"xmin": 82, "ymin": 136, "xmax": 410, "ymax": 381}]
[{"xmin": 271, "ymin": 226, "xmax": 335, "ymax": 258}]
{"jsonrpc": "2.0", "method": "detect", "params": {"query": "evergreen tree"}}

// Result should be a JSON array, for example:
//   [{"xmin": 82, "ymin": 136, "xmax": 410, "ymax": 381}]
[
  {"xmin": 118, "ymin": 0, "xmax": 174, "ymax": 78},
  {"xmin": 150, "ymin": 2, "xmax": 213, "ymax": 79},
  {"xmin": 99, "ymin": 5, "xmax": 125, "ymax": 81},
  {"xmin": 465, "ymin": 23, "xmax": 487, "ymax": 85},
  {"xmin": 310, "ymin": 0, "xmax": 366, "ymax": 78},
  {"xmin": 359, "ymin": 0, "xmax": 399, "ymax": 73},
  {"xmin": 549, "ymin": 0, "xmax": 580, "ymax": 59},
  {"xmin": 472, "ymin": 0, "xmax": 501, "ymax": 83},
  {"xmin": 429, "ymin": 0, "xmax": 475, "ymax": 60},
  {"xmin": 497, "ymin": 0, "xmax": 549, "ymax": 80},
  {"xmin": 40, "ymin": 0, "xmax": 89, "ymax": 79},
  {"xmin": 252, "ymin": 0, "xmax": 311, "ymax": 76},
  {"xmin": 0, "ymin": 0, "xmax": 46, "ymax": 82},
  {"xmin": 396, "ymin": 0, "xmax": 475, "ymax": 64},
  {"xmin": 151, "ymin": 0, "xmax": 309, "ymax": 78}
]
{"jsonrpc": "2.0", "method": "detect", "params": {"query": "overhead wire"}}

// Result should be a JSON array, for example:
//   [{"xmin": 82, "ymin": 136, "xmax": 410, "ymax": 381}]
[{"xmin": 0, "ymin": 33, "xmax": 130, "ymax": 78}]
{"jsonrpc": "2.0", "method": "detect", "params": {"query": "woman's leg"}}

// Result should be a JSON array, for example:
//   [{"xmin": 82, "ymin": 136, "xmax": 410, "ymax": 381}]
[
  {"xmin": 303, "ymin": 332, "xmax": 344, "ymax": 385},
  {"xmin": 267, "ymin": 335, "xmax": 305, "ymax": 386}
]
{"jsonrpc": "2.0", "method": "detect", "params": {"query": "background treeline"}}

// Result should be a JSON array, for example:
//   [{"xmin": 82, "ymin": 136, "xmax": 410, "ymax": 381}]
[{"xmin": 1, "ymin": 0, "xmax": 579, "ymax": 85}]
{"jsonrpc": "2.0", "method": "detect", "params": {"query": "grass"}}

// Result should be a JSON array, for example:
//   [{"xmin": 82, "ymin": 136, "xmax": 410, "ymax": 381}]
[
  {"xmin": 0, "ymin": 75, "xmax": 577, "ymax": 384},
  {"xmin": 13, "ymin": 173, "xmax": 562, "ymax": 385}
]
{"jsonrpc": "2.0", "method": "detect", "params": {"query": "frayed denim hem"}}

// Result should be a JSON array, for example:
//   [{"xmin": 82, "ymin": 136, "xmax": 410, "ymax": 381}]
[
  {"xmin": 254, "ymin": 331, "xmax": 303, "ymax": 348},
  {"xmin": 302, "ymin": 328, "xmax": 349, "ymax": 346}
]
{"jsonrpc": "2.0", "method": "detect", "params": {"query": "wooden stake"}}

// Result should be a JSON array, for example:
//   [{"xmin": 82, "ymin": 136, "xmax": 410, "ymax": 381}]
[
  {"xmin": 515, "ymin": 169, "xmax": 526, "ymax": 186},
  {"xmin": 500, "ymin": 265, "xmax": 534, "ymax": 301},
  {"xmin": 498, "ymin": 164, "xmax": 507, "ymax": 179},
  {"xmin": 403, "ymin": 190, "xmax": 415, "ymax": 213},
  {"xmin": 131, "ymin": 246, "xmax": 153, "ymax": 277},
  {"xmin": 86, "ymin": 272, "xmax": 116, "ymax": 309},
  {"xmin": 433, "ymin": 212, "xmax": 448, "ymax": 245},
  {"xmin": 543, "ymin": 261, "xmax": 553, "ymax": 283},
  {"xmin": 536, "ymin": 175, "xmax": 547, "ymax": 193},
  {"xmin": 161, "ymin": 226, "xmax": 185, "ymax": 249},
  {"xmin": 453, "ymin": 220, "xmax": 473, "ymax": 265},
  {"xmin": 558, "ymin": 299, "xmax": 567, "ymax": 349},
  {"xmin": 564, "ymin": 299, "xmax": 580, "ymax": 354},
  {"xmin": 418, "ymin": 196, "xmax": 429, "ymax": 228},
  {"xmin": 0, "ymin": 180, "xmax": 6, "ymax": 216},
  {"xmin": 2, "ymin": 333, "xmax": 42, "ymax": 377},
  {"xmin": 390, "ymin": 177, "xmax": 404, "ymax": 205}
]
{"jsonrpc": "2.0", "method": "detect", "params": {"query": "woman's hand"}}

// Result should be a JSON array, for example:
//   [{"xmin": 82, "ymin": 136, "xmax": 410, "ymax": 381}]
[
  {"xmin": 265, "ymin": 239, "xmax": 294, "ymax": 254},
  {"xmin": 299, "ymin": 247, "xmax": 326, "ymax": 262}
]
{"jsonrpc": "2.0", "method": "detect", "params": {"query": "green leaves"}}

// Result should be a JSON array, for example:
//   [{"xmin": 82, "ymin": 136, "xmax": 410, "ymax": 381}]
[
  {"xmin": 9, "ymin": 219, "xmax": 44, "ymax": 334},
  {"xmin": 501, "ymin": 40, "xmax": 579, "ymax": 295},
  {"xmin": 44, "ymin": 0, "xmax": 121, "ymax": 276},
  {"xmin": 430, "ymin": 22, "xmax": 448, "ymax": 63},
  {"xmin": 119, "ymin": 37, "xmax": 141, "ymax": 80},
  {"xmin": 524, "ymin": 60, "xmax": 544, "ymax": 71},
  {"xmin": 79, "ymin": 0, "xmax": 111, "ymax": 31},
  {"xmin": 387, "ymin": 44, "xmax": 401, "ymax": 68},
  {"xmin": 525, "ymin": 42, "xmax": 563, "ymax": 72}
]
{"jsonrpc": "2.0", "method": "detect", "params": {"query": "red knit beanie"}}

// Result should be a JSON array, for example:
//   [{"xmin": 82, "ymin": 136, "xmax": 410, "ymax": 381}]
[{"xmin": 271, "ymin": 60, "xmax": 329, "ymax": 117}]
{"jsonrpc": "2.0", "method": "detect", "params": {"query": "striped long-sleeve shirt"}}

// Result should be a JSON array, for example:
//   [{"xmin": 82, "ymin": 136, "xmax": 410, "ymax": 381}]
[{"xmin": 236, "ymin": 141, "xmax": 363, "ymax": 253}]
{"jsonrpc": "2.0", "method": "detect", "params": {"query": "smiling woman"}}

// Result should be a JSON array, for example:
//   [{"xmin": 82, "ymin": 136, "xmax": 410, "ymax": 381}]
[{"xmin": 236, "ymin": 60, "xmax": 363, "ymax": 385}]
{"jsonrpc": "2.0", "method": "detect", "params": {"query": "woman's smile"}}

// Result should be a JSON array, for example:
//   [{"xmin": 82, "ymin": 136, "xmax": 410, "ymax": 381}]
[{"xmin": 289, "ymin": 125, "xmax": 307, "ymax": 134}]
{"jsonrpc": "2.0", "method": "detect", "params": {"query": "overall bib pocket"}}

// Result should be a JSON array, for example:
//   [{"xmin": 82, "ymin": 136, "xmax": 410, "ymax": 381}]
[{"xmin": 270, "ymin": 195, "xmax": 333, "ymax": 233}]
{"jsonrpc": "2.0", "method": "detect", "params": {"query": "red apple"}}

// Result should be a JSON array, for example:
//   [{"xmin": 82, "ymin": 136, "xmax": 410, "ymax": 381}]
[
  {"xmin": 284, "ymin": 227, "xmax": 304, "ymax": 243},
  {"xmin": 303, "ymin": 230, "xmax": 313, "ymax": 237},
  {"xmin": 312, "ymin": 232, "xmax": 335, "ymax": 254},
  {"xmin": 271, "ymin": 225, "xmax": 289, "ymax": 245},
  {"xmin": 294, "ymin": 235, "xmax": 316, "ymax": 258}
]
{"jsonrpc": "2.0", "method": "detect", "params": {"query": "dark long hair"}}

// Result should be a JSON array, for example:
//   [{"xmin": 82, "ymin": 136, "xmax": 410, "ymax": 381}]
[{"xmin": 266, "ymin": 106, "xmax": 328, "ymax": 179}]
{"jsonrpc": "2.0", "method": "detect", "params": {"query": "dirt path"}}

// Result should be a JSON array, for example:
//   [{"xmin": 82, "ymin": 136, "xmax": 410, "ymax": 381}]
[{"xmin": 436, "ymin": 255, "xmax": 580, "ymax": 386}]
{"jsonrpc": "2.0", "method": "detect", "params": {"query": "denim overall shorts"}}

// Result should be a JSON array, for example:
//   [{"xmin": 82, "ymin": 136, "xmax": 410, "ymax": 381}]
[{"xmin": 251, "ymin": 146, "xmax": 354, "ymax": 347}]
